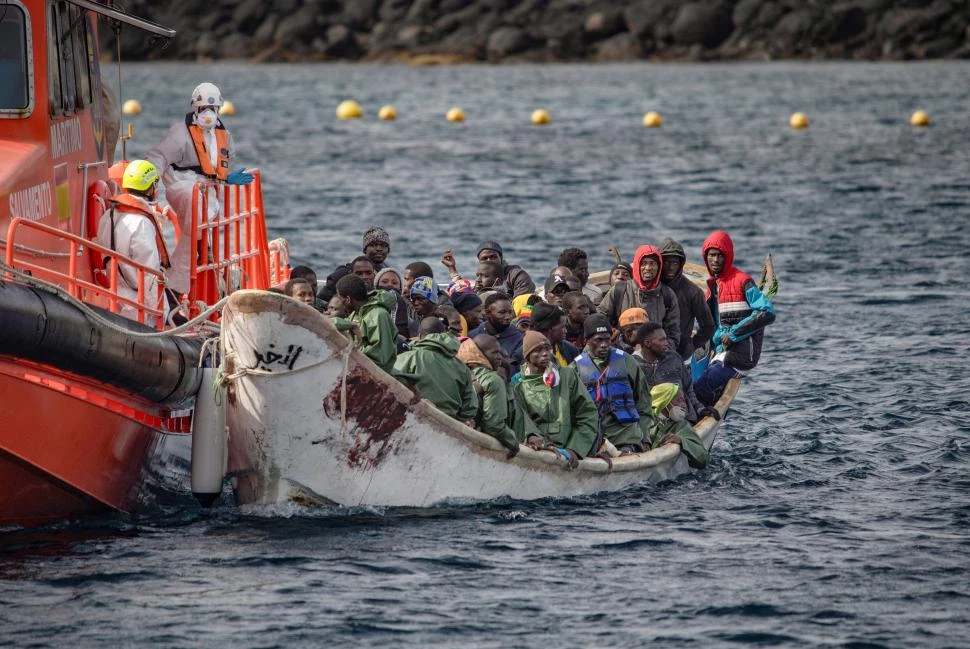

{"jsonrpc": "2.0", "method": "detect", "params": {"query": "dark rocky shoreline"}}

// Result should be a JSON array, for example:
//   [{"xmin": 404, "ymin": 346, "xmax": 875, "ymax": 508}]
[{"xmin": 106, "ymin": 0, "xmax": 970, "ymax": 63}]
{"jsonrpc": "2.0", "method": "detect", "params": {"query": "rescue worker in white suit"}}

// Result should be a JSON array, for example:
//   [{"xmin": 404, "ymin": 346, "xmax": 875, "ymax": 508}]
[
  {"xmin": 146, "ymin": 82, "xmax": 252, "ymax": 297},
  {"xmin": 96, "ymin": 159, "xmax": 169, "ymax": 326}
]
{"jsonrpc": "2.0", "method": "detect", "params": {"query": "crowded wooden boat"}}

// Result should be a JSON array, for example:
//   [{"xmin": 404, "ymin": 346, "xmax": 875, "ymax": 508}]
[{"xmin": 0, "ymin": 0, "xmax": 775, "ymax": 525}]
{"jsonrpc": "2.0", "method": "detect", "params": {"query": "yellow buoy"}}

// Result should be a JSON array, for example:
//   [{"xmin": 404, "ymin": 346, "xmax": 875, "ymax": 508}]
[
  {"xmin": 122, "ymin": 99, "xmax": 142, "ymax": 115},
  {"xmin": 219, "ymin": 100, "xmax": 236, "ymax": 116},
  {"xmin": 336, "ymin": 99, "xmax": 363, "ymax": 120},
  {"xmin": 531, "ymin": 109, "xmax": 550, "ymax": 125},
  {"xmin": 910, "ymin": 110, "xmax": 930, "ymax": 127},
  {"xmin": 790, "ymin": 112, "xmax": 809, "ymax": 129},
  {"xmin": 378, "ymin": 105, "xmax": 397, "ymax": 121},
  {"xmin": 446, "ymin": 107, "xmax": 465, "ymax": 123},
  {"xmin": 642, "ymin": 111, "xmax": 662, "ymax": 128}
]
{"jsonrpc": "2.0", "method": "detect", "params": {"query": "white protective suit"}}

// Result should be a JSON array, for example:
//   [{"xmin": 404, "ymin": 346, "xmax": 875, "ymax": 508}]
[
  {"xmin": 146, "ymin": 115, "xmax": 235, "ymax": 294},
  {"xmin": 96, "ymin": 194, "xmax": 166, "ymax": 326}
]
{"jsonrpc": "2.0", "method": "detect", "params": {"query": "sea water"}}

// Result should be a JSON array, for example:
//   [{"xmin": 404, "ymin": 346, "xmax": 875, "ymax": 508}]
[{"xmin": 1, "ymin": 62, "xmax": 968, "ymax": 648}]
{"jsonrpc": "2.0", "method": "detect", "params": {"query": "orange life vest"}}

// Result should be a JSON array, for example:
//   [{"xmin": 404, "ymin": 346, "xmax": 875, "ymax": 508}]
[
  {"xmin": 107, "ymin": 193, "xmax": 172, "ymax": 270},
  {"xmin": 184, "ymin": 113, "xmax": 230, "ymax": 181}
]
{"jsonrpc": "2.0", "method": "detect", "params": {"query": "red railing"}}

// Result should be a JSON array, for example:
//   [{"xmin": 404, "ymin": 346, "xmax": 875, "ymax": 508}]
[
  {"xmin": 4, "ymin": 218, "xmax": 166, "ymax": 325},
  {"xmin": 3, "ymin": 170, "xmax": 278, "ymax": 328},
  {"xmin": 183, "ymin": 170, "xmax": 272, "ymax": 319}
]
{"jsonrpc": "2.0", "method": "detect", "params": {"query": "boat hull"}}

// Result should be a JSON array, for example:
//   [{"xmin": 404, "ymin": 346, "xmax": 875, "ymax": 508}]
[
  {"xmin": 0, "ymin": 358, "xmax": 192, "ymax": 527},
  {"xmin": 222, "ymin": 291, "xmax": 733, "ymax": 508}
]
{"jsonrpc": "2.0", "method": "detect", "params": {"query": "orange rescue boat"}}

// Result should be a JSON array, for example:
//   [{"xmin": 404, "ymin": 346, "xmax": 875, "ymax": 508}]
[{"xmin": 0, "ymin": 0, "xmax": 287, "ymax": 527}]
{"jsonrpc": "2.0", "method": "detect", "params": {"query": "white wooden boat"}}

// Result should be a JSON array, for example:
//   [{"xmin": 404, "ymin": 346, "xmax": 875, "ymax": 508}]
[{"xmin": 220, "ymin": 275, "xmax": 739, "ymax": 508}]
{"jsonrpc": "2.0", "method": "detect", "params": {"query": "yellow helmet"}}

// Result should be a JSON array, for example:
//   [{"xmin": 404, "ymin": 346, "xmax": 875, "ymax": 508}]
[{"xmin": 122, "ymin": 159, "xmax": 159, "ymax": 192}]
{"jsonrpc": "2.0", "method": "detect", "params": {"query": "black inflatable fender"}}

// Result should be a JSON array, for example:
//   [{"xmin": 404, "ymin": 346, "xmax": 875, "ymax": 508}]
[{"xmin": 0, "ymin": 280, "xmax": 204, "ymax": 405}]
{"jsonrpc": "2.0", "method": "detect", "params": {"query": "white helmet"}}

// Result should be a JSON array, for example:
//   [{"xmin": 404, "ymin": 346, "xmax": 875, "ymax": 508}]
[{"xmin": 190, "ymin": 82, "xmax": 223, "ymax": 110}]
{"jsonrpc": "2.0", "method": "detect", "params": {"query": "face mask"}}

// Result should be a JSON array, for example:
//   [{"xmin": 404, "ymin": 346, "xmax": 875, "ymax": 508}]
[
  {"xmin": 667, "ymin": 405, "xmax": 686, "ymax": 422},
  {"xmin": 196, "ymin": 109, "xmax": 218, "ymax": 130}
]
